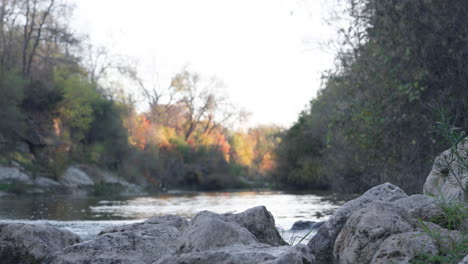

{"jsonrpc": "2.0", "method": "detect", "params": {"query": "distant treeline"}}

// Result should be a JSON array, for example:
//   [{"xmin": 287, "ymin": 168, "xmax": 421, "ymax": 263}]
[
  {"xmin": 275, "ymin": 0, "xmax": 468, "ymax": 193},
  {"xmin": 0, "ymin": 0, "xmax": 281, "ymax": 191}
]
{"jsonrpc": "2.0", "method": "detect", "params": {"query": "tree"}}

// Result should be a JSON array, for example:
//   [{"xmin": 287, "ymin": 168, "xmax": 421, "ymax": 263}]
[{"xmin": 169, "ymin": 69, "xmax": 244, "ymax": 141}]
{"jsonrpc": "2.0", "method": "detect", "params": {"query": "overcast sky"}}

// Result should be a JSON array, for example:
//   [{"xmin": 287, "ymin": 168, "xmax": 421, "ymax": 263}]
[{"xmin": 71, "ymin": 0, "xmax": 338, "ymax": 128}]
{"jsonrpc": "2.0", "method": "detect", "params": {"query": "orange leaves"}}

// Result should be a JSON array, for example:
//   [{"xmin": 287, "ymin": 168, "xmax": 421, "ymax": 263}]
[{"xmin": 131, "ymin": 115, "xmax": 153, "ymax": 150}]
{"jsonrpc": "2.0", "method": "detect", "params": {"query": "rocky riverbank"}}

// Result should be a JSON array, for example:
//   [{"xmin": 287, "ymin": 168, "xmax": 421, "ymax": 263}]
[
  {"xmin": 0, "ymin": 182, "xmax": 466, "ymax": 263},
  {"xmin": 0, "ymin": 165, "xmax": 147, "ymax": 197},
  {"xmin": 0, "ymin": 140, "xmax": 467, "ymax": 263}
]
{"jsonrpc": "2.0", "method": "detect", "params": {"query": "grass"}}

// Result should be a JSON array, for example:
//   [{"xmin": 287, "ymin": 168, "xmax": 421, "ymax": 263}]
[
  {"xmin": 277, "ymin": 224, "xmax": 317, "ymax": 246},
  {"xmin": 412, "ymin": 221, "xmax": 467, "ymax": 264},
  {"xmin": 412, "ymin": 200, "xmax": 467, "ymax": 264}
]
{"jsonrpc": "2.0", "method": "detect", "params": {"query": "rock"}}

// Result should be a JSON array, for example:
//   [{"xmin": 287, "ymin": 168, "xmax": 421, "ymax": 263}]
[
  {"xmin": 177, "ymin": 211, "xmax": 259, "ymax": 253},
  {"xmin": 34, "ymin": 176, "xmax": 61, "ymax": 188},
  {"xmin": 268, "ymin": 244, "xmax": 316, "ymax": 264},
  {"xmin": 416, "ymin": 221, "xmax": 463, "ymax": 245},
  {"xmin": 119, "ymin": 182, "xmax": 147, "ymax": 196},
  {"xmin": 371, "ymin": 232, "xmax": 438, "ymax": 264},
  {"xmin": 87, "ymin": 168, "xmax": 147, "ymax": 196},
  {"xmin": 308, "ymin": 183, "xmax": 408, "ymax": 263},
  {"xmin": 423, "ymin": 139, "xmax": 468, "ymax": 202},
  {"xmin": 0, "ymin": 166, "xmax": 32, "ymax": 184},
  {"xmin": 223, "ymin": 206, "xmax": 287, "ymax": 246},
  {"xmin": 44, "ymin": 223, "xmax": 182, "ymax": 264},
  {"xmin": 291, "ymin": 220, "xmax": 320, "ymax": 231},
  {"xmin": 156, "ymin": 244, "xmax": 316, "ymax": 264},
  {"xmin": 0, "ymin": 223, "xmax": 81, "ymax": 264},
  {"xmin": 334, "ymin": 202, "xmax": 415, "ymax": 264},
  {"xmin": 59, "ymin": 167, "xmax": 94, "ymax": 188},
  {"xmin": 392, "ymin": 194, "xmax": 445, "ymax": 221},
  {"xmin": 99, "ymin": 214, "xmax": 188, "ymax": 236},
  {"xmin": 143, "ymin": 214, "xmax": 189, "ymax": 231}
]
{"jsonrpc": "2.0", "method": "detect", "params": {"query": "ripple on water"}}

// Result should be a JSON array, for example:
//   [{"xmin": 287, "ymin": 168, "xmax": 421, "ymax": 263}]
[{"xmin": 0, "ymin": 190, "xmax": 350, "ymax": 243}]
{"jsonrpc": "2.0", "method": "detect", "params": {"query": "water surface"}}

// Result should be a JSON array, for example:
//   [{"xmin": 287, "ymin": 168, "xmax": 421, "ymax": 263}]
[{"xmin": 0, "ymin": 190, "xmax": 351, "ymax": 243}]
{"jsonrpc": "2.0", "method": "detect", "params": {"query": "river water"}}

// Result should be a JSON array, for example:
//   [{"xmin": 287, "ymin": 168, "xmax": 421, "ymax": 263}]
[{"xmin": 0, "ymin": 190, "xmax": 351, "ymax": 244}]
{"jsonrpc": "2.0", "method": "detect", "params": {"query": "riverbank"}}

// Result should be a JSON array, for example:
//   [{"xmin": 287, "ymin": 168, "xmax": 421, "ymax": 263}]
[
  {"xmin": 0, "ymin": 180, "xmax": 465, "ymax": 264},
  {"xmin": 0, "ymin": 139, "xmax": 466, "ymax": 264}
]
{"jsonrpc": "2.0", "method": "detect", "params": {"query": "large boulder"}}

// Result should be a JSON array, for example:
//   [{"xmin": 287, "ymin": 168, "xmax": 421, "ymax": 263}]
[
  {"xmin": 0, "ymin": 166, "xmax": 32, "ymax": 184},
  {"xmin": 43, "ymin": 230, "xmax": 175, "ymax": 264},
  {"xmin": 59, "ymin": 167, "xmax": 94, "ymax": 188},
  {"xmin": 307, "ymin": 183, "xmax": 408, "ymax": 263},
  {"xmin": 392, "ymin": 194, "xmax": 445, "ymax": 221},
  {"xmin": 0, "ymin": 223, "xmax": 81, "ymax": 264},
  {"xmin": 334, "ymin": 202, "xmax": 415, "ymax": 264},
  {"xmin": 156, "ymin": 244, "xmax": 316, "ymax": 264},
  {"xmin": 45, "ymin": 215, "xmax": 188, "ymax": 264},
  {"xmin": 424, "ymin": 139, "xmax": 468, "ymax": 202},
  {"xmin": 177, "ymin": 211, "xmax": 259, "ymax": 253},
  {"xmin": 157, "ymin": 207, "xmax": 313, "ymax": 264},
  {"xmin": 223, "ymin": 206, "xmax": 287, "ymax": 246},
  {"xmin": 371, "ymin": 232, "xmax": 438, "ymax": 264}
]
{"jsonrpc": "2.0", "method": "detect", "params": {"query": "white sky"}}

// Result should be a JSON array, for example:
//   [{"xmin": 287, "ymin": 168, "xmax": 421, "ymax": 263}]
[{"xmin": 71, "ymin": 0, "xmax": 338, "ymax": 128}]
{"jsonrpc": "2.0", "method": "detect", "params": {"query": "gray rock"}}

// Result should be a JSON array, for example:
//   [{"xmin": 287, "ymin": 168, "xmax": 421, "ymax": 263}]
[
  {"xmin": 291, "ymin": 220, "xmax": 320, "ymax": 231},
  {"xmin": 44, "ymin": 228, "xmax": 179, "ymax": 264},
  {"xmin": 423, "ymin": 139, "xmax": 468, "ymax": 202},
  {"xmin": 0, "ymin": 223, "xmax": 81, "ymax": 264},
  {"xmin": 144, "ymin": 214, "xmax": 189, "ymax": 231},
  {"xmin": 34, "ymin": 176, "xmax": 61, "ymax": 188},
  {"xmin": 392, "ymin": 194, "xmax": 445, "ymax": 221},
  {"xmin": 156, "ymin": 244, "xmax": 316, "ymax": 264},
  {"xmin": 267, "ymin": 244, "xmax": 316, "ymax": 264},
  {"xmin": 308, "ymin": 183, "xmax": 408, "ymax": 263},
  {"xmin": 224, "ymin": 206, "xmax": 287, "ymax": 246},
  {"xmin": 0, "ymin": 166, "xmax": 32, "ymax": 184},
  {"xmin": 334, "ymin": 202, "xmax": 415, "ymax": 264},
  {"xmin": 60, "ymin": 167, "xmax": 94, "ymax": 188},
  {"xmin": 416, "ymin": 221, "xmax": 463, "ymax": 245},
  {"xmin": 99, "ymin": 214, "xmax": 188, "ymax": 236},
  {"xmin": 371, "ymin": 232, "xmax": 438, "ymax": 264},
  {"xmin": 177, "ymin": 211, "xmax": 259, "ymax": 254},
  {"xmin": 92, "ymin": 169, "xmax": 147, "ymax": 196}
]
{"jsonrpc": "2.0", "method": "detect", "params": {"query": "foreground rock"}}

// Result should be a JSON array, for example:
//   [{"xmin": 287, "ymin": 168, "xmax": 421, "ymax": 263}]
[
  {"xmin": 159, "ymin": 208, "xmax": 313, "ymax": 264},
  {"xmin": 424, "ymin": 138, "xmax": 468, "ymax": 202},
  {"xmin": 45, "ymin": 207, "xmax": 311, "ymax": 264},
  {"xmin": 157, "ymin": 244, "xmax": 315, "ymax": 264},
  {"xmin": 392, "ymin": 194, "xmax": 444, "ymax": 221},
  {"xmin": 44, "ymin": 215, "xmax": 186, "ymax": 264},
  {"xmin": 223, "ymin": 206, "xmax": 287, "ymax": 246},
  {"xmin": 334, "ymin": 202, "xmax": 415, "ymax": 264},
  {"xmin": 307, "ymin": 183, "xmax": 408, "ymax": 263},
  {"xmin": 371, "ymin": 232, "xmax": 438, "ymax": 264},
  {"xmin": 0, "ymin": 223, "xmax": 81, "ymax": 264},
  {"xmin": 44, "ymin": 231, "xmax": 175, "ymax": 264}
]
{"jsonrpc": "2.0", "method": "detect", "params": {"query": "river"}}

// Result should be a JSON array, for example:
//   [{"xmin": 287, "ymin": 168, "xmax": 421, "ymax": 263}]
[{"xmin": 0, "ymin": 190, "xmax": 352, "ymax": 244}]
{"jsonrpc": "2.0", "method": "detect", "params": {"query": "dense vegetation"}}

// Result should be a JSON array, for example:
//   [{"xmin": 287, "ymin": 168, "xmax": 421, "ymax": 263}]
[
  {"xmin": 3, "ymin": 0, "xmax": 467, "ymax": 194},
  {"xmin": 276, "ymin": 0, "xmax": 468, "ymax": 193},
  {"xmin": 0, "ymin": 0, "xmax": 280, "ymax": 191}
]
